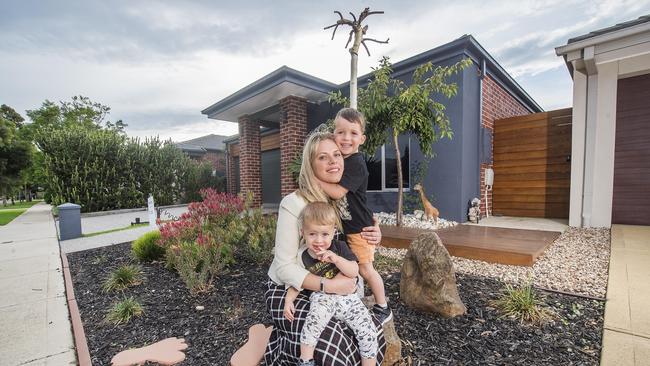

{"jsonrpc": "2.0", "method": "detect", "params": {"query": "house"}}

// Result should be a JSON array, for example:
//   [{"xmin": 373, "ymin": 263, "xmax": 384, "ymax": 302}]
[
  {"xmin": 556, "ymin": 15, "xmax": 650, "ymax": 227},
  {"xmin": 175, "ymin": 134, "xmax": 230, "ymax": 176},
  {"xmin": 202, "ymin": 35, "xmax": 542, "ymax": 222}
]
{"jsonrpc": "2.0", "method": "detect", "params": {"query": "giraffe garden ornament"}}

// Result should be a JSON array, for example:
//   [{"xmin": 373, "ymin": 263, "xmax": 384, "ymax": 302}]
[{"xmin": 413, "ymin": 183, "xmax": 439, "ymax": 223}]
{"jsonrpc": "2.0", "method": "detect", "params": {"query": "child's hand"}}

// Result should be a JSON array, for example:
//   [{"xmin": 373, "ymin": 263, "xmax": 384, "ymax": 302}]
[
  {"xmin": 318, "ymin": 250, "xmax": 339, "ymax": 264},
  {"xmin": 283, "ymin": 301, "xmax": 295, "ymax": 322}
]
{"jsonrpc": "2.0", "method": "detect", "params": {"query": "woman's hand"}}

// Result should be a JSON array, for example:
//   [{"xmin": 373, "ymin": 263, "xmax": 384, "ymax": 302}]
[
  {"xmin": 283, "ymin": 301, "xmax": 295, "ymax": 322},
  {"xmin": 360, "ymin": 217, "xmax": 382, "ymax": 245},
  {"xmin": 324, "ymin": 273, "xmax": 357, "ymax": 295}
]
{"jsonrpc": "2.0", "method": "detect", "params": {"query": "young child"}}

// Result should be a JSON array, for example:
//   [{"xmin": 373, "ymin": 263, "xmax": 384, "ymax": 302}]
[
  {"xmin": 284, "ymin": 202, "xmax": 377, "ymax": 366},
  {"xmin": 318, "ymin": 107, "xmax": 393, "ymax": 324}
]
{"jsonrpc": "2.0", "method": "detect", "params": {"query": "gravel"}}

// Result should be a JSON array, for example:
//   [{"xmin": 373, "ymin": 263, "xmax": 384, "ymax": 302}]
[
  {"xmin": 375, "ymin": 211, "xmax": 458, "ymax": 230},
  {"xmin": 377, "ymin": 226, "xmax": 611, "ymax": 299}
]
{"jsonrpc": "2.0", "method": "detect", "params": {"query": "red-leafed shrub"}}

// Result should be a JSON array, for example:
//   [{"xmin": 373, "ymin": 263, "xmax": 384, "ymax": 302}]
[{"xmin": 158, "ymin": 188, "xmax": 275, "ymax": 294}]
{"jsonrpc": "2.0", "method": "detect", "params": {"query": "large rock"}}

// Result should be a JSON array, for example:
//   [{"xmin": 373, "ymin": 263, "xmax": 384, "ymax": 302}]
[
  {"xmin": 400, "ymin": 232, "xmax": 466, "ymax": 317},
  {"xmin": 362, "ymin": 296, "xmax": 401, "ymax": 366}
]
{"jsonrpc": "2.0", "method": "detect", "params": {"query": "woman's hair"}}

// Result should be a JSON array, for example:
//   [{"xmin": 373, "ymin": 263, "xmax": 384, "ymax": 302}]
[
  {"xmin": 298, "ymin": 202, "xmax": 339, "ymax": 230},
  {"xmin": 297, "ymin": 130, "xmax": 336, "ymax": 204}
]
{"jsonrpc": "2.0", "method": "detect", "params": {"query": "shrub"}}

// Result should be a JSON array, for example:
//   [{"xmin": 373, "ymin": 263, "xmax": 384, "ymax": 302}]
[
  {"xmin": 102, "ymin": 264, "xmax": 144, "ymax": 292},
  {"xmin": 490, "ymin": 282, "xmax": 555, "ymax": 325},
  {"xmin": 171, "ymin": 241, "xmax": 228, "ymax": 294},
  {"xmin": 35, "ymin": 126, "xmax": 193, "ymax": 212},
  {"xmin": 159, "ymin": 189, "xmax": 244, "ymax": 292},
  {"xmin": 132, "ymin": 230, "xmax": 165, "ymax": 262},
  {"xmin": 238, "ymin": 208, "xmax": 276, "ymax": 263},
  {"xmin": 106, "ymin": 297, "xmax": 144, "ymax": 325}
]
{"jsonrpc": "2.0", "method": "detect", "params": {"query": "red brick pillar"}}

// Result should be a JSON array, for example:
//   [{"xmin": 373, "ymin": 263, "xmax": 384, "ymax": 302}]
[
  {"xmin": 238, "ymin": 116, "xmax": 261, "ymax": 206},
  {"xmin": 280, "ymin": 96, "xmax": 308, "ymax": 197},
  {"xmin": 226, "ymin": 149, "xmax": 237, "ymax": 194}
]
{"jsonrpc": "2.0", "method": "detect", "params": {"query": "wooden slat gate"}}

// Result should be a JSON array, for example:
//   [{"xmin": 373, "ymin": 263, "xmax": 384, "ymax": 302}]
[{"xmin": 492, "ymin": 108, "xmax": 572, "ymax": 218}]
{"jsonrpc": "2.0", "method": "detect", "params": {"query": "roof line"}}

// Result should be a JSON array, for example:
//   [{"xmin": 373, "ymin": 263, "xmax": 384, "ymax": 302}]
[{"xmin": 201, "ymin": 66, "xmax": 337, "ymax": 117}]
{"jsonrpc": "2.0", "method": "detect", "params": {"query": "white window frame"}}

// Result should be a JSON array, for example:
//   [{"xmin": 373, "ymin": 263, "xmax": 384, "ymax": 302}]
[{"xmin": 367, "ymin": 137, "xmax": 411, "ymax": 192}]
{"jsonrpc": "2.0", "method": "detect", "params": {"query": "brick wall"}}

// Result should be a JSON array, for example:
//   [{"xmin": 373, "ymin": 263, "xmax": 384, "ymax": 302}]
[
  {"xmin": 279, "ymin": 96, "xmax": 308, "ymax": 197},
  {"xmin": 480, "ymin": 75, "xmax": 530, "ymax": 217},
  {"xmin": 238, "ymin": 116, "xmax": 262, "ymax": 206},
  {"xmin": 202, "ymin": 151, "xmax": 226, "ymax": 174},
  {"xmin": 226, "ymin": 145, "xmax": 237, "ymax": 194}
]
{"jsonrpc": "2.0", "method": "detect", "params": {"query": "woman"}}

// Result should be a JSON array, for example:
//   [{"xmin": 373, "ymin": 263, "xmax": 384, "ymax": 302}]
[{"xmin": 265, "ymin": 131, "xmax": 386, "ymax": 365}]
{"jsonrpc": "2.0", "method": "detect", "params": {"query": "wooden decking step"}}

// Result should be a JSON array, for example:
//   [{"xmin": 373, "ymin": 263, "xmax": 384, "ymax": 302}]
[{"xmin": 380, "ymin": 224, "xmax": 560, "ymax": 266}]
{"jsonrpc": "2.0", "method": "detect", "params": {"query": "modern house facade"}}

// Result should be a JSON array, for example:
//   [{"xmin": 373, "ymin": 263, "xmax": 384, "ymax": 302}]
[
  {"xmin": 556, "ymin": 15, "xmax": 650, "ymax": 227},
  {"xmin": 203, "ymin": 35, "xmax": 541, "ymax": 222},
  {"xmin": 175, "ymin": 134, "xmax": 230, "ymax": 176}
]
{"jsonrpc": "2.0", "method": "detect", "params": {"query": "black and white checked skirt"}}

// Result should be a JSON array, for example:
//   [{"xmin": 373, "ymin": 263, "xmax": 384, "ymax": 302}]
[{"xmin": 263, "ymin": 279, "xmax": 386, "ymax": 365}]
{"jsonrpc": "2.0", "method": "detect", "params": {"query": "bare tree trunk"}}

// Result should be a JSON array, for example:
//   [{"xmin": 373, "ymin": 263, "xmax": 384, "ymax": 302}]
[
  {"xmin": 350, "ymin": 52, "xmax": 358, "ymax": 109},
  {"xmin": 394, "ymin": 130, "xmax": 403, "ymax": 226}
]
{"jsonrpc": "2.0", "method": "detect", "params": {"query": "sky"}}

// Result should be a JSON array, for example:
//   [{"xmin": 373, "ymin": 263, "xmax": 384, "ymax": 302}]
[{"xmin": 2, "ymin": 0, "xmax": 649, "ymax": 142}]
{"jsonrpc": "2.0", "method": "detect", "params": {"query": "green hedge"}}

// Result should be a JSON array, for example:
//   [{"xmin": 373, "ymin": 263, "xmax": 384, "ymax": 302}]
[{"xmin": 36, "ymin": 126, "xmax": 196, "ymax": 212}]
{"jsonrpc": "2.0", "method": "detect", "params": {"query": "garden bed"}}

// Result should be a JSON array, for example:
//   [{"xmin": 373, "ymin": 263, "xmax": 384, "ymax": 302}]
[{"xmin": 69, "ymin": 242, "xmax": 604, "ymax": 365}]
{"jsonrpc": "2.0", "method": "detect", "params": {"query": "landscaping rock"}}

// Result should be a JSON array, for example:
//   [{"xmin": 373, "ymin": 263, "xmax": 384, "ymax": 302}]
[
  {"xmin": 362, "ymin": 296, "xmax": 401, "ymax": 366},
  {"xmin": 400, "ymin": 232, "xmax": 466, "ymax": 317}
]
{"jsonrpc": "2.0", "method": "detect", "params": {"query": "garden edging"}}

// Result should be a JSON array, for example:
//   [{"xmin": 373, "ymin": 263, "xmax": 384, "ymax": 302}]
[{"xmin": 61, "ymin": 251, "xmax": 92, "ymax": 366}]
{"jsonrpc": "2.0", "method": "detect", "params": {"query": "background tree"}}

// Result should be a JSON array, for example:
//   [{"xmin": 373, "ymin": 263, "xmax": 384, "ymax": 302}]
[
  {"xmin": 325, "ymin": 7, "xmax": 388, "ymax": 108},
  {"xmin": 22, "ymin": 95, "xmax": 126, "ymax": 141},
  {"xmin": 332, "ymin": 56, "xmax": 472, "ymax": 226},
  {"xmin": 0, "ymin": 105, "xmax": 33, "ymax": 205}
]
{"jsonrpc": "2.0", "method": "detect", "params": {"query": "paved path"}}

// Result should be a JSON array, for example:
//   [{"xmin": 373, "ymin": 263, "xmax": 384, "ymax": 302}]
[
  {"xmin": 75, "ymin": 205, "xmax": 188, "ymax": 234},
  {"xmin": 465, "ymin": 215, "xmax": 568, "ymax": 232},
  {"xmin": 60, "ymin": 225, "xmax": 157, "ymax": 254},
  {"xmin": 601, "ymin": 225, "xmax": 650, "ymax": 366},
  {"xmin": 0, "ymin": 203, "xmax": 76, "ymax": 365}
]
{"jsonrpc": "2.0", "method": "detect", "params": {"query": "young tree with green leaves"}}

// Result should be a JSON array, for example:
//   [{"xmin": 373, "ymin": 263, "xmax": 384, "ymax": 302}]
[{"xmin": 331, "ymin": 56, "xmax": 472, "ymax": 226}]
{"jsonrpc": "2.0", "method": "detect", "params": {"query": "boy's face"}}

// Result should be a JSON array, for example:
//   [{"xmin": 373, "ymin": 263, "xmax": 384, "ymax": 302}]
[
  {"xmin": 302, "ymin": 222, "xmax": 335, "ymax": 254},
  {"xmin": 334, "ymin": 117, "xmax": 366, "ymax": 157}
]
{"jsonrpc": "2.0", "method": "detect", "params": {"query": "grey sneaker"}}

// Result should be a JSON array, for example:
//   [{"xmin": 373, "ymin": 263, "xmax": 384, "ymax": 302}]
[
  {"xmin": 298, "ymin": 359, "xmax": 315, "ymax": 366},
  {"xmin": 373, "ymin": 304, "xmax": 393, "ymax": 325}
]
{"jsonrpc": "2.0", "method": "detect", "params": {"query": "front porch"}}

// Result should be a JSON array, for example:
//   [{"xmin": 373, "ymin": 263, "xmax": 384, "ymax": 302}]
[{"xmin": 202, "ymin": 66, "xmax": 337, "ymax": 206}]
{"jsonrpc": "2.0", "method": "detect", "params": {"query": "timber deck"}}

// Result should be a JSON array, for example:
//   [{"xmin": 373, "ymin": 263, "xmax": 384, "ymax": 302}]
[{"xmin": 380, "ymin": 224, "xmax": 560, "ymax": 266}]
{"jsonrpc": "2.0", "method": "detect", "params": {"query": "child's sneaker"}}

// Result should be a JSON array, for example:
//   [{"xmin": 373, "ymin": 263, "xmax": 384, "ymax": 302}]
[
  {"xmin": 297, "ymin": 359, "xmax": 315, "ymax": 366},
  {"xmin": 372, "ymin": 304, "xmax": 393, "ymax": 325}
]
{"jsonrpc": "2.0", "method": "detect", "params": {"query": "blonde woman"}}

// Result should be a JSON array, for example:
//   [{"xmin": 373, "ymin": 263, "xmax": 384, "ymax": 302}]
[{"xmin": 264, "ymin": 131, "xmax": 386, "ymax": 365}]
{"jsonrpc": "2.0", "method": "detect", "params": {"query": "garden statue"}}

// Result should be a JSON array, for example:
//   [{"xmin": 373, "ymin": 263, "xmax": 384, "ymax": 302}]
[
  {"xmin": 111, "ymin": 337, "xmax": 188, "ymax": 366},
  {"xmin": 400, "ymin": 232, "xmax": 466, "ymax": 317},
  {"xmin": 413, "ymin": 183, "xmax": 439, "ymax": 223},
  {"xmin": 468, "ymin": 197, "xmax": 481, "ymax": 223},
  {"xmin": 230, "ymin": 324, "xmax": 273, "ymax": 366}
]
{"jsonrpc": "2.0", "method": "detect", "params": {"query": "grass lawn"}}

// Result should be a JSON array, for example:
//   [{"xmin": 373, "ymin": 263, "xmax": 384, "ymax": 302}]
[
  {"xmin": 0, "ymin": 201, "xmax": 42, "ymax": 225},
  {"xmin": 82, "ymin": 223, "xmax": 149, "ymax": 238}
]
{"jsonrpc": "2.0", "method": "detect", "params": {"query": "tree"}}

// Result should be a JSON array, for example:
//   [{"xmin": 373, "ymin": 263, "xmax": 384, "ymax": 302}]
[
  {"xmin": 22, "ymin": 96, "xmax": 126, "ymax": 142},
  {"xmin": 325, "ymin": 7, "xmax": 388, "ymax": 108},
  {"xmin": 0, "ymin": 106, "xmax": 33, "ymax": 205},
  {"xmin": 332, "ymin": 56, "xmax": 472, "ymax": 226}
]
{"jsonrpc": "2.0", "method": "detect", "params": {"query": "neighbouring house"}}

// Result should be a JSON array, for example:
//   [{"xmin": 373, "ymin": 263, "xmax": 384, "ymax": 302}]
[
  {"xmin": 175, "ymin": 134, "xmax": 230, "ymax": 176},
  {"xmin": 556, "ymin": 15, "xmax": 650, "ymax": 227},
  {"xmin": 202, "ymin": 35, "xmax": 542, "ymax": 222}
]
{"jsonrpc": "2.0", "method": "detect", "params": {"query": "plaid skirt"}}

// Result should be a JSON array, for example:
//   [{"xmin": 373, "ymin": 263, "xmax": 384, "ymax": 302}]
[{"xmin": 264, "ymin": 279, "xmax": 386, "ymax": 365}]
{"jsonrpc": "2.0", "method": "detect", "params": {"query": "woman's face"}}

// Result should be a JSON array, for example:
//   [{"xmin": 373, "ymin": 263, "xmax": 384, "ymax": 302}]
[{"xmin": 312, "ymin": 139, "xmax": 344, "ymax": 183}]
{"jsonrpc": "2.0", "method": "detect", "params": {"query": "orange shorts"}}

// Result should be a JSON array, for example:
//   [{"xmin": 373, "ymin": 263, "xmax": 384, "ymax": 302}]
[{"xmin": 347, "ymin": 233, "xmax": 375, "ymax": 264}]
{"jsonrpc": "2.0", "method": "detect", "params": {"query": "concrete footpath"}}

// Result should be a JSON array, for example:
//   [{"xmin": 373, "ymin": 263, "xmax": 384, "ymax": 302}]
[
  {"xmin": 0, "ymin": 203, "xmax": 76, "ymax": 365},
  {"xmin": 601, "ymin": 225, "xmax": 650, "ymax": 366}
]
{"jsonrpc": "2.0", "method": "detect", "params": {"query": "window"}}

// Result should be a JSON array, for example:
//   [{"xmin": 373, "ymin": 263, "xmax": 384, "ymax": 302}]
[{"xmin": 366, "ymin": 135, "xmax": 410, "ymax": 191}]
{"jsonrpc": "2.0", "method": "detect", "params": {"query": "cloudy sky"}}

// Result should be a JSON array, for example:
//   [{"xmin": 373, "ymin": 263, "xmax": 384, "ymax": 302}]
[{"xmin": 2, "ymin": 1, "xmax": 649, "ymax": 142}]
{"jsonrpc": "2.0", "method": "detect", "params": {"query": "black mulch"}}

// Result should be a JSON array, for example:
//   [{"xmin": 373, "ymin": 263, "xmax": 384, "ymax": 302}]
[{"xmin": 68, "ymin": 243, "xmax": 604, "ymax": 365}]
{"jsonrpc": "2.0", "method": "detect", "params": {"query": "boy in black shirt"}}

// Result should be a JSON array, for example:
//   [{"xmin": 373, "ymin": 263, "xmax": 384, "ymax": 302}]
[{"xmin": 318, "ymin": 108, "xmax": 393, "ymax": 325}]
